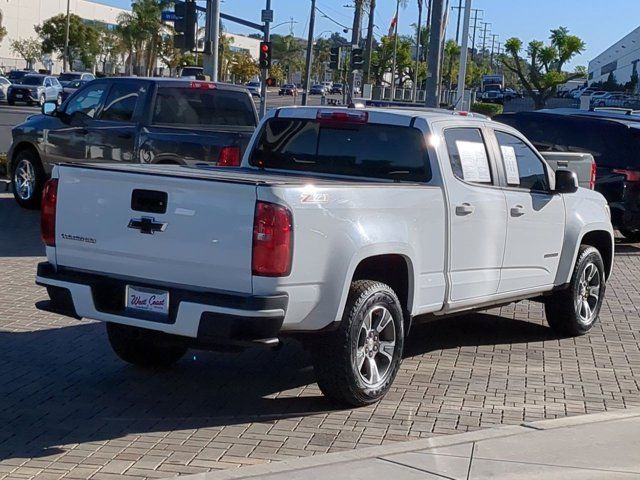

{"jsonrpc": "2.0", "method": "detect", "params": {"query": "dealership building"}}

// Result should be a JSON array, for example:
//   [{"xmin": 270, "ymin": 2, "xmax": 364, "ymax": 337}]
[
  {"xmin": 0, "ymin": 0, "xmax": 128, "ymax": 73},
  {"xmin": 588, "ymin": 26, "xmax": 640, "ymax": 89}
]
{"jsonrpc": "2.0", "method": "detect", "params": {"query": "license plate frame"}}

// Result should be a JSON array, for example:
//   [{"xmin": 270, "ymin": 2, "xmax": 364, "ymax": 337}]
[{"xmin": 125, "ymin": 285, "xmax": 169, "ymax": 316}]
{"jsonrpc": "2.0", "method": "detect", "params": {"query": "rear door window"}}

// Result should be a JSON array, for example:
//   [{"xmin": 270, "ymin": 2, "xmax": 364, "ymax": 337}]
[
  {"xmin": 249, "ymin": 118, "xmax": 431, "ymax": 182},
  {"xmin": 443, "ymin": 128, "xmax": 493, "ymax": 185},
  {"xmin": 152, "ymin": 87, "xmax": 256, "ymax": 127}
]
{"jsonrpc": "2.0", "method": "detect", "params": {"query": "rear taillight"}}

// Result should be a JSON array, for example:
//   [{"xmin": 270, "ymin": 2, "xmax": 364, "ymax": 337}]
[
  {"xmin": 589, "ymin": 162, "xmax": 597, "ymax": 190},
  {"xmin": 252, "ymin": 201, "xmax": 292, "ymax": 277},
  {"xmin": 41, "ymin": 178, "xmax": 58, "ymax": 247},
  {"xmin": 218, "ymin": 146, "xmax": 241, "ymax": 166},
  {"xmin": 613, "ymin": 168, "xmax": 640, "ymax": 182}
]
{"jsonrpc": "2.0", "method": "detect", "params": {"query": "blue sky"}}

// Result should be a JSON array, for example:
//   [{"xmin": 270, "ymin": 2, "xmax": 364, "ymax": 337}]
[{"xmin": 95, "ymin": 0, "xmax": 640, "ymax": 69}]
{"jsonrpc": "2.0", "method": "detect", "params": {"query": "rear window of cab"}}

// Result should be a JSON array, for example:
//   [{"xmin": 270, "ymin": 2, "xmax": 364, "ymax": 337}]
[{"xmin": 249, "ymin": 118, "xmax": 432, "ymax": 182}]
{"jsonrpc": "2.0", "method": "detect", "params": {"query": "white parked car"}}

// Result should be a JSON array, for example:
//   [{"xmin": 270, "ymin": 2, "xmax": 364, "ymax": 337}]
[
  {"xmin": 0, "ymin": 76, "xmax": 11, "ymax": 101},
  {"xmin": 36, "ymin": 106, "xmax": 614, "ymax": 406}
]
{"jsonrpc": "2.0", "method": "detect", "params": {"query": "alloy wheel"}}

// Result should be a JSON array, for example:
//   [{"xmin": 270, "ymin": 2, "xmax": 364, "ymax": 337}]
[
  {"xmin": 354, "ymin": 305, "xmax": 397, "ymax": 388},
  {"xmin": 576, "ymin": 262, "xmax": 601, "ymax": 325},
  {"xmin": 14, "ymin": 159, "xmax": 36, "ymax": 201}
]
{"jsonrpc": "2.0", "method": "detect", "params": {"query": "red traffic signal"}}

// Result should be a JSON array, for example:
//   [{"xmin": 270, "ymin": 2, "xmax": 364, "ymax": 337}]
[{"xmin": 259, "ymin": 41, "xmax": 272, "ymax": 69}]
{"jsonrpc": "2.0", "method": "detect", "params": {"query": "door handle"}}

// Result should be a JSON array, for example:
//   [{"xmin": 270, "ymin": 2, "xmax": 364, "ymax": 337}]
[
  {"xmin": 510, "ymin": 205, "xmax": 526, "ymax": 217},
  {"xmin": 455, "ymin": 203, "xmax": 475, "ymax": 216}
]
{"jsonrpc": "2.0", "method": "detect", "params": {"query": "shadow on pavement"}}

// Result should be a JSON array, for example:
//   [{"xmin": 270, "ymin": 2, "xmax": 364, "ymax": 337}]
[
  {"xmin": 0, "ymin": 311, "xmax": 559, "ymax": 461},
  {"xmin": 0, "ymin": 195, "xmax": 44, "ymax": 257}
]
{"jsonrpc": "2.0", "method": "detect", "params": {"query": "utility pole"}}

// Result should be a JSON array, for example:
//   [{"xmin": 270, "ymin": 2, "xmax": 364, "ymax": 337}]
[
  {"xmin": 455, "ymin": 0, "xmax": 472, "ymax": 110},
  {"xmin": 203, "ymin": 0, "xmax": 221, "ymax": 81},
  {"xmin": 425, "ymin": 0, "xmax": 444, "ymax": 107},
  {"xmin": 302, "ymin": 0, "xmax": 316, "ymax": 106},
  {"xmin": 413, "ymin": 0, "xmax": 423, "ymax": 102},
  {"xmin": 364, "ymin": 0, "xmax": 376, "ymax": 85},
  {"xmin": 490, "ymin": 33, "xmax": 498, "ymax": 71},
  {"xmin": 63, "ymin": 0, "xmax": 71, "ymax": 72},
  {"xmin": 390, "ymin": 0, "xmax": 401, "ymax": 101},
  {"xmin": 454, "ymin": 0, "xmax": 463, "ymax": 44},
  {"xmin": 470, "ymin": 9, "xmax": 482, "ymax": 61},
  {"xmin": 348, "ymin": 0, "xmax": 364, "ymax": 102},
  {"xmin": 259, "ymin": 0, "xmax": 271, "ymax": 118},
  {"xmin": 480, "ymin": 21, "xmax": 490, "ymax": 62}
]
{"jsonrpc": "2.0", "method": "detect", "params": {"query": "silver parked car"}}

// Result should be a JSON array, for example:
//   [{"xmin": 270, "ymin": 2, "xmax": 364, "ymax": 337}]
[
  {"xmin": 0, "ymin": 76, "xmax": 11, "ymax": 101},
  {"xmin": 7, "ymin": 74, "xmax": 63, "ymax": 106}
]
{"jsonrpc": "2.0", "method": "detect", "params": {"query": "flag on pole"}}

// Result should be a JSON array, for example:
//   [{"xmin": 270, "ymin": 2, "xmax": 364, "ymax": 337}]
[{"xmin": 388, "ymin": 15, "xmax": 398, "ymax": 36}]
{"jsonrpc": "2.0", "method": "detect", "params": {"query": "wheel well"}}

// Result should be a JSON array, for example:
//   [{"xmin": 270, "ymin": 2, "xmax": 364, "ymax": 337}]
[
  {"xmin": 581, "ymin": 230, "xmax": 613, "ymax": 279},
  {"xmin": 10, "ymin": 142, "xmax": 41, "ymax": 170},
  {"xmin": 352, "ymin": 254, "xmax": 412, "ymax": 319}
]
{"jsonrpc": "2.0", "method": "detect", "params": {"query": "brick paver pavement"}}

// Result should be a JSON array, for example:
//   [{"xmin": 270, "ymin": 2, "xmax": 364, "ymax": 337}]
[{"xmin": 0, "ymin": 192, "xmax": 639, "ymax": 479}]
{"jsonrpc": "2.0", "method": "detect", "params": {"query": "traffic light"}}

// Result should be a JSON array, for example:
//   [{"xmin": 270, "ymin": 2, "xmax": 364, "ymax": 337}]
[
  {"xmin": 351, "ymin": 48, "xmax": 364, "ymax": 71},
  {"xmin": 174, "ymin": 0, "xmax": 197, "ymax": 51},
  {"xmin": 259, "ymin": 42, "xmax": 272, "ymax": 69},
  {"xmin": 329, "ymin": 47, "xmax": 341, "ymax": 70}
]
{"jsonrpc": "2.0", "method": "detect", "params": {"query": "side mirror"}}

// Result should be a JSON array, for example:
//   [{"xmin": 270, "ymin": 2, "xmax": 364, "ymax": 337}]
[
  {"xmin": 554, "ymin": 169, "xmax": 579, "ymax": 194},
  {"xmin": 42, "ymin": 101, "xmax": 58, "ymax": 116}
]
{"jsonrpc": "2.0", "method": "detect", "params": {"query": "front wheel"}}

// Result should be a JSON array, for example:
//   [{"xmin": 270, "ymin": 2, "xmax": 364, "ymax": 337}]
[
  {"xmin": 11, "ymin": 151, "xmax": 45, "ymax": 209},
  {"xmin": 545, "ymin": 246, "xmax": 605, "ymax": 336},
  {"xmin": 106, "ymin": 323, "xmax": 187, "ymax": 368},
  {"xmin": 311, "ymin": 280, "xmax": 405, "ymax": 407}
]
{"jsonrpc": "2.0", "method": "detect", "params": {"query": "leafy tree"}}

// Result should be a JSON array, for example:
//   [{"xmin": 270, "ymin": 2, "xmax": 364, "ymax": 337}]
[
  {"xmin": 443, "ymin": 39, "xmax": 461, "ymax": 89},
  {"xmin": 116, "ymin": 0, "xmax": 172, "ymax": 76},
  {"xmin": 36, "ymin": 13, "xmax": 100, "ymax": 69},
  {"xmin": 0, "ymin": 11, "xmax": 7, "ymax": 45},
  {"xmin": 500, "ymin": 26, "xmax": 585, "ymax": 109},
  {"xmin": 10, "ymin": 38, "xmax": 42, "ymax": 69},
  {"xmin": 96, "ymin": 28, "xmax": 124, "ymax": 74},
  {"xmin": 229, "ymin": 52, "xmax": 259, "ymax": 83},
  {"xmin": 269, "ymin": 63, "xmax": 285, "ymax": 84}
]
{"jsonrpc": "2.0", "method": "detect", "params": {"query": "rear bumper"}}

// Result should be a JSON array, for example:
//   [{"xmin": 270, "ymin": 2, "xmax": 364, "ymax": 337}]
[{"xmin": 35, "ymin": 262, "xmax": 288, "ymax": 346}]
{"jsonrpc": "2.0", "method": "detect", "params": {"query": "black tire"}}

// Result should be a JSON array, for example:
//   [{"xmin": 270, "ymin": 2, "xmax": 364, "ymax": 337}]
[
  {"xmin": 39, "ymin": 94, "xmax": 45, "ymax": 107},
  {"xmin": 56, "ymin": 93, "xmax": 63, "ymax": 106},
  {"xmin": 311, "ymin": 280, "xmax": 405, "ymax": 407},
  {"xmin": 11, "ymin": 149, "xmax": 46, "ymax": 209},
  {"xmin": 7, "ymin": 99, "xmax": 14, "ymax": 106},
  {"xmin": 619, "ymin": 227, "xmax": 640, "ymax": 242},
  {"xmin": 106, "ymin": 323, "xmax": 187, "ymax": 368},
  {"xmin": 545, "ymin": 246, "xmax": 606, "ymax": 336}
]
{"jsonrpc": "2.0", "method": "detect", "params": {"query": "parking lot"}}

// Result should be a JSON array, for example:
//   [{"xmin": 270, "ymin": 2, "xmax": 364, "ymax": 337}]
[{"xmin": 0, "ymin": 192, "xmax": 639, "ymax": 479}]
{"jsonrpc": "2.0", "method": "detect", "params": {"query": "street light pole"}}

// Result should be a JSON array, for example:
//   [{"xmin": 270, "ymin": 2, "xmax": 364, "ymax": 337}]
[
  {"xmin": 63, "ymin": 0, "xmax": 71, "ymax": 72},
  {"xmin": 455, "ymin": 0, "xmax": 472, "ymax": 110},
  {"xmin": 302, "ymin": 0, "xmax": 316, "ymax": 106},
  {"xmin": 390, "ymin": 0, "xmax": 400, "ymax": 102},
  {"xmin": 412, "ymin": 0, "xmax": 423, "ymax": 102}
]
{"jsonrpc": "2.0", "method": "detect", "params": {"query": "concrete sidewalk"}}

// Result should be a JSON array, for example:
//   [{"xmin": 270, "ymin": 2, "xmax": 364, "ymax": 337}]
[{"xmin": 181, "ymin": 408, "xmax": 640, "ymax": 480}]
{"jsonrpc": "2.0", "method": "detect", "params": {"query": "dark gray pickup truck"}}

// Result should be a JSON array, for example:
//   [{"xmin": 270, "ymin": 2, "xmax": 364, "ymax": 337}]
[{"xmin": 9, "ymin": 77, "xmax": 258, "ymax": 208}]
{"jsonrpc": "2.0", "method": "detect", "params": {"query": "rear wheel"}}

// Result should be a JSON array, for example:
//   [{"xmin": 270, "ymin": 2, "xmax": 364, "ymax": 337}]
[
  {"xmin": 11, "ymin": 150, "xmax": 45, "ymax": 209},
  {"xmin": 545, "ymin": 246, "xmax": 605, "ymax": 336},
  {"xmin": 106, "ymin": 323, "xmax": 187, "ymax": 368},
  {"xmin": 311, "ymin": 280, "xmax": 404, "ymax": 407}
]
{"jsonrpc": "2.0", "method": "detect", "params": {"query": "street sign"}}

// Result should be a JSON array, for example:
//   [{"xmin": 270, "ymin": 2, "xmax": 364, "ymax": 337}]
[
  {"xmin": 261, "ymin": 9, "xmax": 273, "ymax": 22},
  {"xmin": 161, "ymin": 11, "xmax": 180, "ymax": 21}
]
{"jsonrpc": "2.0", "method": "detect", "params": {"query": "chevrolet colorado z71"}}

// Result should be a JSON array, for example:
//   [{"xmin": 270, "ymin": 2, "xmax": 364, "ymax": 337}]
[{"xmin": 36, "ymin": 106, "xmax": 614, "ymax": 406}]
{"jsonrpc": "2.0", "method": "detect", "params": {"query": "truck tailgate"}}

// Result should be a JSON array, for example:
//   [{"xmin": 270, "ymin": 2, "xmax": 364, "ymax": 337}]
[{"xmin": 54, "ymin": 165, "xmax": 257, "ymax": 294}]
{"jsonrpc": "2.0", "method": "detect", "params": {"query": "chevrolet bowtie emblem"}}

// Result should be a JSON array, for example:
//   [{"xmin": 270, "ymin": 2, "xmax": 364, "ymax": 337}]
[{"xmin": 128, "ymin": 217, "xmax": 167, "ymax": 235}]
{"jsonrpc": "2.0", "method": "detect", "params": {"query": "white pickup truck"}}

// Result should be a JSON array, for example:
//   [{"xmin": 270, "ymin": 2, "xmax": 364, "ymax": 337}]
[{"xmin": 36, "ymin": 106, "xmax": 614, "ymax": 406}]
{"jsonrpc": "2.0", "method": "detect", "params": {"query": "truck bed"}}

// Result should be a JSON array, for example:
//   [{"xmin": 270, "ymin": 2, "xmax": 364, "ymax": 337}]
[{"xmin": 57, "ymin": 162, "xmax": 420, "ymax": 187}]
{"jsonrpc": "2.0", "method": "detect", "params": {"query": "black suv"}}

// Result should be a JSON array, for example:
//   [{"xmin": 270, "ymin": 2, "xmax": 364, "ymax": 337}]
[
  {"xmin": 9, "ymin": 77, "xmax": 258, "ymax": 208},
  {"xmin": 495, "ymin": 109, "xmax": 640, "ymax": 240}
]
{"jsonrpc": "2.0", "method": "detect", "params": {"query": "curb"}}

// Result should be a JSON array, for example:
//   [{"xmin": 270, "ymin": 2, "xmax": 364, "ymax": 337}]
[{"xmin": 179, "ymin": 407, "xmax": 640, "ymax": 480}]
